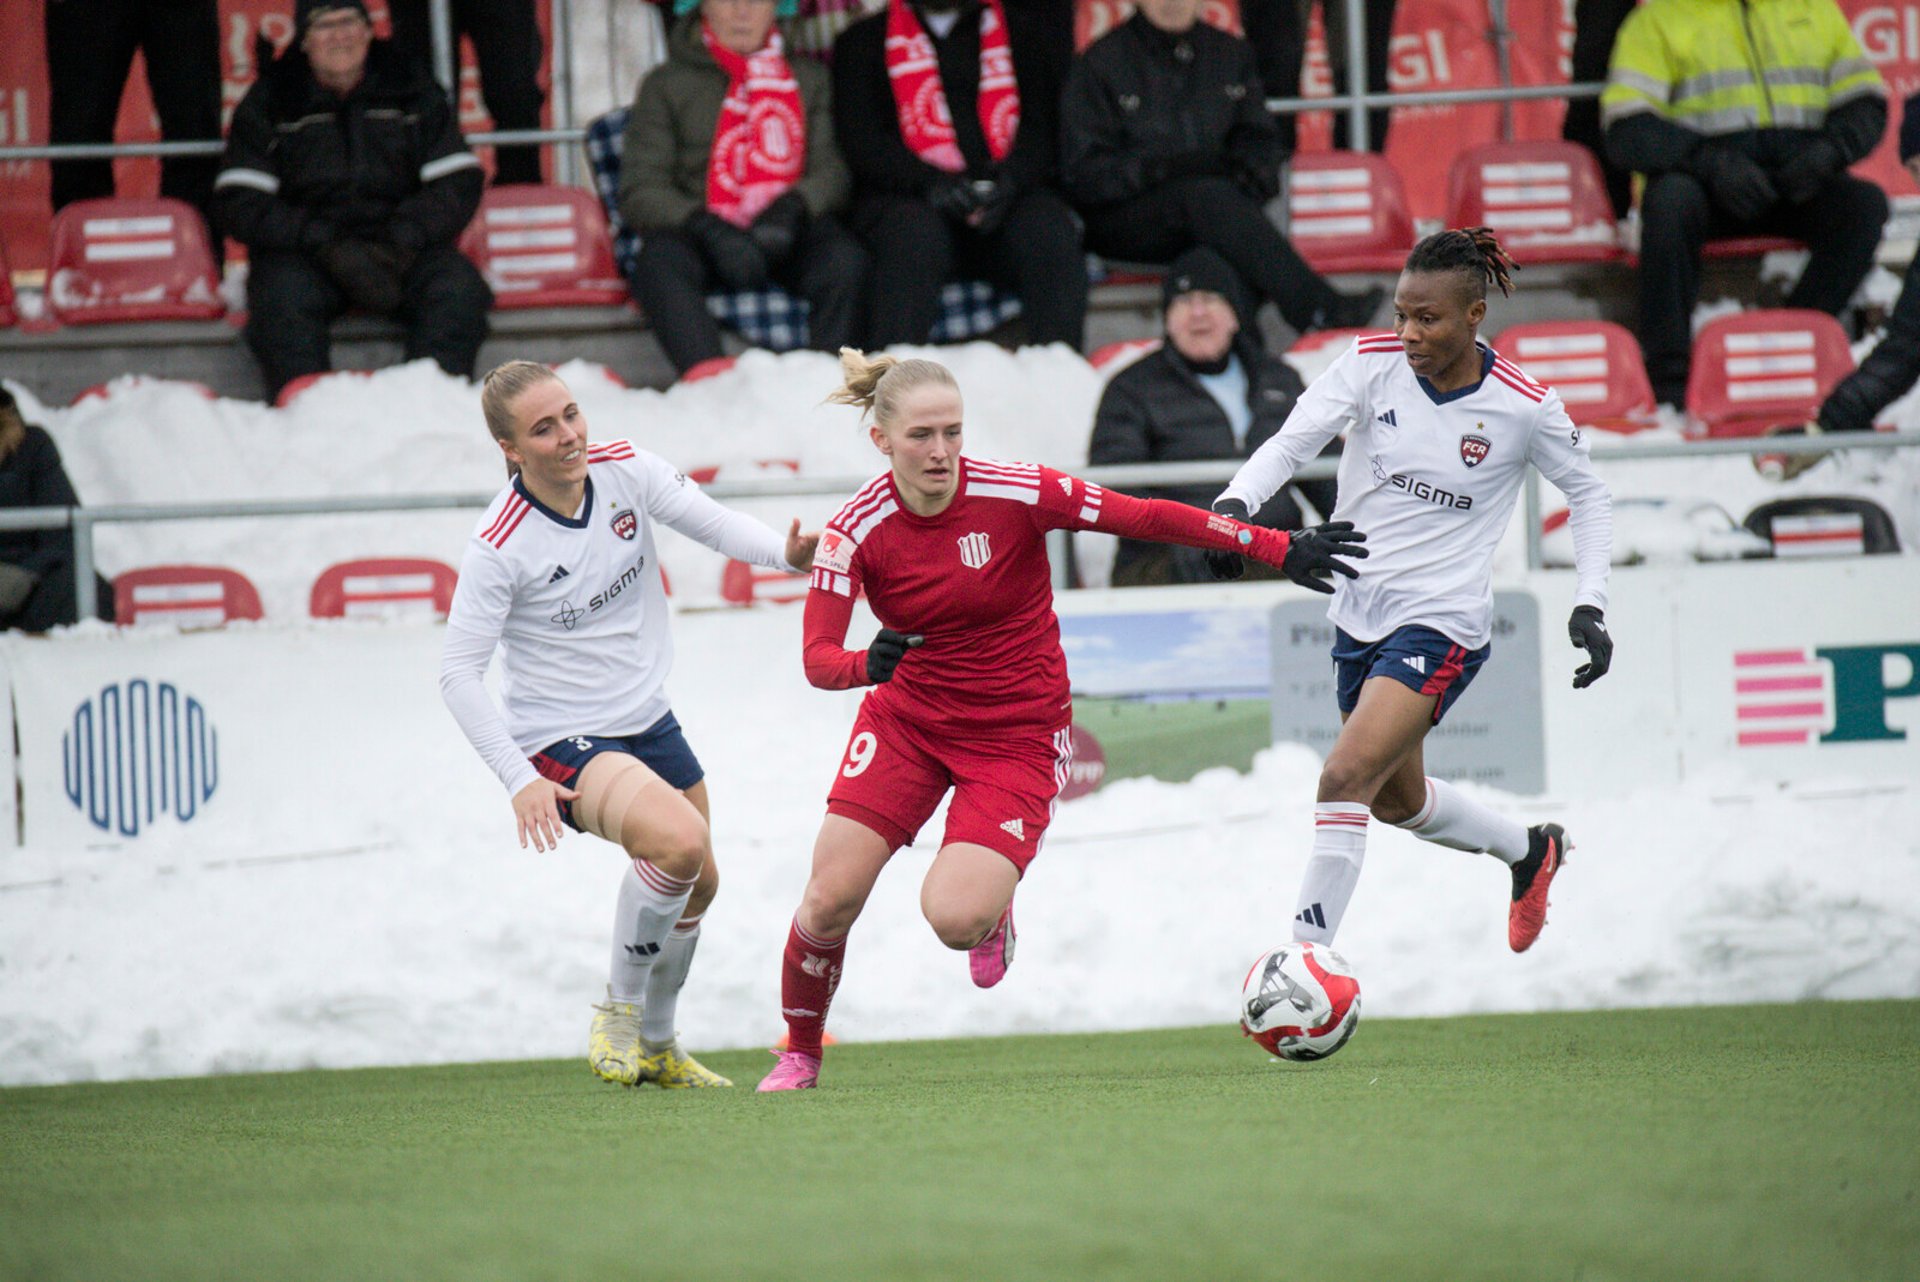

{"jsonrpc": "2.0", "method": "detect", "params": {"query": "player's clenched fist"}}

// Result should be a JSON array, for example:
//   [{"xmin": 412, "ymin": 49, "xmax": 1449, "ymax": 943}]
[{"xmin": 864, "ymin": 628, "xmax": 924, "ymax": 683}]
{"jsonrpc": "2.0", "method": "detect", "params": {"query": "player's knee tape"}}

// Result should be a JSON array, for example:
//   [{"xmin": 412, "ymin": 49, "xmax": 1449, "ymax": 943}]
[{"xmin": 580, "ymin": 760, "xmax": 668, "ymax": 848}]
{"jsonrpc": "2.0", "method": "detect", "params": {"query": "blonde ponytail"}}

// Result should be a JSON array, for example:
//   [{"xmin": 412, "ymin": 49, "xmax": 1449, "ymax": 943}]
[{"xmin": 824, "ymin": 347, "xmax": 957, "ymax": 427}]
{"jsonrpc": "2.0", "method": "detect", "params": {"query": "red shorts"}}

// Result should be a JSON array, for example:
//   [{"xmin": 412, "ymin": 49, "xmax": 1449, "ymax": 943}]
[{"xmin": 826, "ymin": 696, "xmax": 1074, "ymax": 874}]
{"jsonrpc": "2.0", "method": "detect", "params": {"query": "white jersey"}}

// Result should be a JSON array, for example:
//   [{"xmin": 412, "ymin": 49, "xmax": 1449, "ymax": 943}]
[
  {"xmin": 1220, "ymin": 336, "xmax": 1612, "ymax": 649},
  {"xmin": 439, "ymin": 439, "xmax": 793, "ymax": 796}
]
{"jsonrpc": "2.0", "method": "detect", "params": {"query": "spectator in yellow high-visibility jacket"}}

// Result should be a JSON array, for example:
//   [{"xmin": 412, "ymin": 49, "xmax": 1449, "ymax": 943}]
[{"xmin": 1602, "ymin": 0, "xmax": 1888, "ymax": 407}]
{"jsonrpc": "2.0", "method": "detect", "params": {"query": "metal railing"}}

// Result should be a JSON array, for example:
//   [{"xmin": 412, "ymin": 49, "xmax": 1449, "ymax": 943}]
[{"xmin": 4, "ymin": 433, "xmax": 1914, "ymax": 623}]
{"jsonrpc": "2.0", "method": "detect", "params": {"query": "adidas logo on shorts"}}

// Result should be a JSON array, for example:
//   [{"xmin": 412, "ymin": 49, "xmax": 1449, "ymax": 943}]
[{"xmin": 1000, "ymin": 818, "xmax": 1025, "ymax": 841}]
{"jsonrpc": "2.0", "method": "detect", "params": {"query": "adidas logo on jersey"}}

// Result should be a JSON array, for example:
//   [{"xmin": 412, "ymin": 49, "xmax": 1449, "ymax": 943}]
[
  {"xmin": 549, "ymin": 565, "xmax": 570, "ymax": 583},
  {"xmin": 1294, "ymin": 902, "xmax": 1327, "ymax": 929},
  {"xmin": 1377, "ymin": 409, "xmax": 1398, "ymax": 426},
  {"xmin": 1057, "ymin": 477, "xmax": 1073, "ymax": 495},
  {"xmin": 1000, "ymin": 818, "xmax": 1025, "ymax": 841},
  {"xmin": 1402, "ymin": 655, "xmax": 1427, "ymax": 674}
]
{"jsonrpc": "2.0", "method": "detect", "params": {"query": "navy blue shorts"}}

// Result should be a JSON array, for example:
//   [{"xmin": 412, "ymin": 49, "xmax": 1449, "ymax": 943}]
[
  {"xmin": 529, "ymin": 711, "xmax": 704, "ymax": 832},
  {"xmin": 1333, "ymin": 626, "xmax": 1489, "ymax": 725}
]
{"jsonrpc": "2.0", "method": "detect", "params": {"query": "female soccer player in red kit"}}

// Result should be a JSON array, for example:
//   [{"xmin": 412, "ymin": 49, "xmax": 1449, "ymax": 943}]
[{"xmin": 758, "ymin": 350, "xmax": 1370, "ymax": 1091}]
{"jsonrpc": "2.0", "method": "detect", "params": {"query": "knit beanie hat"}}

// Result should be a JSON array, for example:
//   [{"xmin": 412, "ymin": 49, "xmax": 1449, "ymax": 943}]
[
  {"xmin": 1162, "ymin": 246, "xmax": 1248, "ymax": 323},
  {"xmin": 299, "ymin": 0, "xmax": 371, "ymax": 36}
]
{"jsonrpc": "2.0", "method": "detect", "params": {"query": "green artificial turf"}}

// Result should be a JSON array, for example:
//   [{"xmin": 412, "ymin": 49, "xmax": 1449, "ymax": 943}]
[{"xmin": 3, "ymin": 1002, "xmax": 1916, "ymax": 1282}]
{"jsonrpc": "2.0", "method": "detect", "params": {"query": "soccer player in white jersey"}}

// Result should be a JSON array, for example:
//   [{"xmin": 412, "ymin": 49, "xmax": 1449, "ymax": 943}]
[
  {"xmin": 440, "ymin": 361, "xmax": 818, "ymax": 1088},
  {"xmin": 1212, "ymin": 228, "xmax": 1615, "ymax": 953}
]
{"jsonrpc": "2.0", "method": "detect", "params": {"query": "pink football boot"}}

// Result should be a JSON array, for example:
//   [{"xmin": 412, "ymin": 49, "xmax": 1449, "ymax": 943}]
[
  {"xmin": 968, "ymin": 901, "xmax": 1016, "ymax": 989},
  {"xmin": 756, "ymin": 1049, "xmax": 821, "ymax": 1092}
]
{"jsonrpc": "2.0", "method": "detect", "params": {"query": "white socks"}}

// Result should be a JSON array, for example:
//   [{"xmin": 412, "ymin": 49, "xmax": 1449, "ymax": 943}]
[
  {"xmin": 1293, "ymin": 802, "xmax": 1370, "ymax": 945},
  {"xmin": 640, "ymin": 916, "xmax": 701, "ymax": 1046},
  {"xmin": 608, "ymin": 860, "xmax": 698, "ymax": 1006},
  {"xmin": 1396, "ymin": 777, "xmax": 1526, "ymax": 864}
]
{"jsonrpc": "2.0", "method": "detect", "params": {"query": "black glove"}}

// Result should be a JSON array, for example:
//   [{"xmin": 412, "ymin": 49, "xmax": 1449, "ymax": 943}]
[
  {"xmin": 926, "ymin": 173, "xmax": 984, "ymax": 223},
  {"xmin": 748, "ymin": 191, "xmax": 808, "ymax": 266},
  {"xmin": 1146, "ymin": 149, "xmax": 1232, "ymax": 186},
  {"xmin": 968, "ymin": 180, "xmax": 1018, "ymax": 235},
  {"xmin": 685, "ymin": 209, "xmax": 770, "ymax": 290},
  {"xmin": 0, "ymin": 562, "xmax": 39, "ymax": 615},
  {"xmin": 317, "ymin": 238, "xmax": 411, "ymax": 313},
  {"xmin": 1205, "ymin": 498, "xmax": 1250, "ymax": 581},
  {"xmin": 1280, "ymin": 520, "xmax": 1369, "ymax": 594},
  {"xmin": 864, "ymin": 627, "xmax": 925, "ymax": 683},
  {"xmin": 1230, "ymin": 154, "xmax": 1279, "ymax": 202},
  {"xmin": 1774, "ymin": 137, "xmax": 1844, "ymax": 207},
  {"xmin": 1569, "ymin": 605, "xmax": 1612, "ymax": 689},
  {"xmin": 1686, "ymin": 145, "xmax": 1778, "ymax": 222}
]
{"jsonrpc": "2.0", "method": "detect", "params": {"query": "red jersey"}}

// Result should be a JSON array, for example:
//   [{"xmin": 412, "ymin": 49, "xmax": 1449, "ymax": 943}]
[{"xmin": 802, "ymin": 457, "xmax": 1294, "ymax": 736}]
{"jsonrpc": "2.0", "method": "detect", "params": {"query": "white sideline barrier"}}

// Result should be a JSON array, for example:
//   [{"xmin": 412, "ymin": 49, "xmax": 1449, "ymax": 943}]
[{"xmin": 2, "ymin": 556, "xmax": 1915, "ymax": 854}]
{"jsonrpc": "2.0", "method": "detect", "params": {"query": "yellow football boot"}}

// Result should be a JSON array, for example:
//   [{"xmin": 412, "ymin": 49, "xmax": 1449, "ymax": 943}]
[
  {"xmin": 588, "ymin": 990, "xmax": 643, "ymax": 1086},
  {"xmin": 639, "ymin": 1037, "xmax": 734, "ymax": 1088}
]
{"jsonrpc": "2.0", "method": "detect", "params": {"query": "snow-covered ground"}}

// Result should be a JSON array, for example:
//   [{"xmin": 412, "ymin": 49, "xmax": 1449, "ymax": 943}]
[{"xmin": 1, "ymin": 344, "xmax": 1917, "ymax": 1087}]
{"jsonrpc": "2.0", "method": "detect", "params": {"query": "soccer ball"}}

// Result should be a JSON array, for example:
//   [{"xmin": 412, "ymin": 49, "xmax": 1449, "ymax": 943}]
[{"xmin": 1239, "ymin": 941, "xmax": 1362, "ymax": 1062}]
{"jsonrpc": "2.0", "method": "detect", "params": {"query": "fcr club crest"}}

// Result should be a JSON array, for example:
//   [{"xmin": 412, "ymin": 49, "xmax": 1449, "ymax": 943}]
[
  {"xmin": 1460, "ymin": 433, "xmax": 1492, "ymax": 468},
  {"xmin": 611, "ymin": 508, "xmax": 637, "ymax": 540}
]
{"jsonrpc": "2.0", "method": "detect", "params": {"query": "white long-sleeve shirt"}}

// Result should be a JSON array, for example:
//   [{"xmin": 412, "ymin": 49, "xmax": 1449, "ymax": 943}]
[
  {"xmin": 439, "ymin": 439, "xmax": 792, "ymax": 796},
  {"xmin": 1220, "ymin": 336, "xmax": 1612, "ymax": 649}
]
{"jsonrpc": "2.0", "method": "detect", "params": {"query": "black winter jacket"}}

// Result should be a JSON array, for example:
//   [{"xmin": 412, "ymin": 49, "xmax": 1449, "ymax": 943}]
[
  {"xmin": 1059, "ymin": 11, "xmax": 1281, "ymax": 209},
  {"xmin": 0, "ymin": 423, "xmax": 82, "ymax": 582},
  {"xmin": 1090, "ymin": 337, "xmax": 1334, "ymax": 580},
  {"xmin": 214, "ymin": 42, "xmax": 483, "ymax": 254},
  {"xmin": 832, "ymin": 0, "xmax": 1071, "ymax": 200}
]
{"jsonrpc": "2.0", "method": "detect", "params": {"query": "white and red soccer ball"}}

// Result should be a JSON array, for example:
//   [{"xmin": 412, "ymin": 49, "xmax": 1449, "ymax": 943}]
[{"xmin": 1239, "ymin": 941, "xmax": 1362, "ymax": 1062}]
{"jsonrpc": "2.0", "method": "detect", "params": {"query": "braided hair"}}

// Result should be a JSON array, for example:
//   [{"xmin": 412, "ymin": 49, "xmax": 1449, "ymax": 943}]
[{"xmin": 1403, "ymin": 227, "xmax": 1517, "ymax": 301}]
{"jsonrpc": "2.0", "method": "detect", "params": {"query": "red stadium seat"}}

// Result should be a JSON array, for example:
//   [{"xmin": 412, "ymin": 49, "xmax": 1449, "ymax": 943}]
[
  {"xmin": 115, "ymin": 565, "xmax": 263, "ymax": 628},
  {"xmin": 1493, "ymin": 321, "xmax": 1656, "ymax": 432},
  {"xmin": 1446, "ymin": 141, "xmax": 1620, "ymax": 265},
  {"xmin": 1285, "ymin": 327, "xmax": 1374, "ymax": 358},
  {"xmin": 458, "ymin": 185, "xmax": 628, "ymax": 308},
  {"xmin": 1702, "ymin": 236, "xmax": 1803, "ymax": 259},
  {"xmin": 681, "ymin": 355, "xmax": 737, "ymax": 383},
  {"xmin": 0, "ymin": 237, "xmax": 16, "ymax": 328},
  {"xmin": 1286, "ymin": 152, "xmax": 1416, "ymax": 273},
  {"xmin": 309, "ymin": 558, "xmax": 459, "ymax": 619},
  {"xmin": 1088, "ymin": 338, "xmax": 1160, "ymax": 372},
  {"xmin": 47, "ymin": 197, "xmax": 224, "ymax": 324},
  {"xmin": 720, "ymin": 558, "xmax": 807, "ymax": 607},
  {"xmin": 274, "ymin": 370, "xmax": 373, "ymax": 409},
  {"xmin": 1685, "ymin": 309, "xmax": 1854, "ymax": 439}
]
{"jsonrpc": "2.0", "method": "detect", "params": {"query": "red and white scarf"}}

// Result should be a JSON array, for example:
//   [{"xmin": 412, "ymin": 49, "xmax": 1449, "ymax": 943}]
[
  {"xmin": 702, "ymin": 22, "xmax": 807, "ymax": 228},
  {"xmin": 883, "ymin": 0, "xmax": 1019, "ymax": 174}
]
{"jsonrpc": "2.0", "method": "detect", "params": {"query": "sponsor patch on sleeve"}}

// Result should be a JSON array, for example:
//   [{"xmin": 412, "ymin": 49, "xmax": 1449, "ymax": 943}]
[{"xmin": 815, "ymin": 528, "xmax": 856, "ymax": 574}]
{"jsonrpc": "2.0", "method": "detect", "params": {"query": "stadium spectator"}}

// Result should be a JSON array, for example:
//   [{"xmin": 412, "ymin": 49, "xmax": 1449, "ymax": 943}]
[
  {"xmin": 1089, "ymin": 246, "xmax": 1336, "ymax": 585},
  {"xmin": 214, "ymin": 0, "xmax": 491, "ymax": 402},
  {"xmin": 440, "ymin": 361, "xmax": 819, "ymax": 1090},
  {"xmin": 1061, "ymin": 0, "xmax": 1384, "ymax": 340},
  {"xmin": 44, "ymin": 0, "xmax": 223, "ymax": 245},
  {"xmin": 1212, "ymin": 229, "xmax": 1613, "ymax": 956},
  {"xmin": 831, "ymin": 0, "xmax": 1086, "ymax": 349},
  {"xmin": 0, "ymin": 384, "xmax": 109, "ymax": 632},
  {"xmin": 618, "ymin": 0, "xmax": 870, "ymax": 377},
  {"xmin": 1602, "ymin": 0, "xmax": 1888, "ymax": 407},
  {"xmin": 1241, "ymin": 0, "xmax": 1396, "ymax": 155},
  {"xmin": 1561, "ymin": 0, "xmax": 1635, "ymax": 216},
  {"xmin": 758, "ymin": 348, "xmax": 1365, "ymax": 1092},
  {"xmin": 388, "ymin": 0, "xmax": 548, "ymax": 184},
  {"xmin": 1770, "ymin": 92, "xmax": 1920, "ymax": 481}
]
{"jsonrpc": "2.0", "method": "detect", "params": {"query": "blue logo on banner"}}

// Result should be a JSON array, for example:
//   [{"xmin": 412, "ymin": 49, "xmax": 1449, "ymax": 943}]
[{"xmin": 62, "ymin": 680, "xmax": 219, "ymax": 836}]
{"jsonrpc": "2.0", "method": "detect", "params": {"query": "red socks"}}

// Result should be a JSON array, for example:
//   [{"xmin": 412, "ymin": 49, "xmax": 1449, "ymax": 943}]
[{"xmin": 780, "ymin": 918, "xmax": 846, "ymax": 1059}]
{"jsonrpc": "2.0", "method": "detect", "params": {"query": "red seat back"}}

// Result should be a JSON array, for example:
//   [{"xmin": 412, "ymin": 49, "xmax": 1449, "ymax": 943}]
[
  {"xmin": 115, "ymin": 565, "xmax": 262, "ymax": 628},
  {"xmin": 0, "ymin": 236, "xmax": 16, "ymax": 328},
  {"xmin": 1286, "ymin": 152, "xmax": 1416, "ymax": 273},
  {"xmin": 48, "ymin": 197, "xmax": 224, "ymax": 324},
  {"xmin": 681, "ymin": 355, "xmax": 738, "ymax": 383},
  {"xmin": 1088, "ymin": 338, "xmax": 1160, "ymax": 372},
  {"xmin": 309, "ymin": 557, "xmax": 459, "ymax": 618},
  {"xmin": 458, "ymin": 185, "xmax": 628, "ymax": 308},
  {"xmin": 1685, "ymin": 309, "xmax": 1854, "ymax": 439},
  {"xmin": 1446, "ymin": 141, "xmax": 1619, "ymax": 265},
  {"xmin": 720, "ymin": 559, "xmax": 808, "ymax": 607},
  {"xmin": 1493, "ymin": 321, "xmax": 1655, "ymax": 431}
]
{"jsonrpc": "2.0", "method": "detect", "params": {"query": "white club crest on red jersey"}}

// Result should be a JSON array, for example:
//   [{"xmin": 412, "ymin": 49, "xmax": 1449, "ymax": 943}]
[
  {"xmin": 957, "ymin": 531, "xmax": 992, "ymax": 570},
  {"xmin": 611, "ymin": 508, "xmax": 637, "ymax": 540}
]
